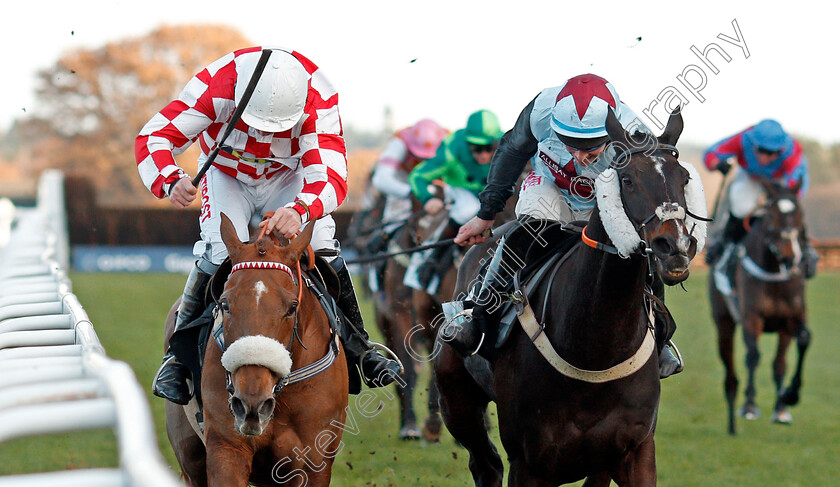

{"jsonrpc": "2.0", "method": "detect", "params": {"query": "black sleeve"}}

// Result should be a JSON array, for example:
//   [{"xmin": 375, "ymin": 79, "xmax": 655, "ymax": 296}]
[{"xmin": 477, "ymin": 96, "xmax": 539, "ymax": 220}]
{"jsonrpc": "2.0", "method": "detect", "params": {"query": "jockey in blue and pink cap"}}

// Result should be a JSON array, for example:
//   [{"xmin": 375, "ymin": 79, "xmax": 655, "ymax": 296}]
[
  {"xmin": 703, "ymin": 119, "xmax": 815, "ymax": 271},
  {"xmin": 448, "ymin": 73, "xmax": 692, "ymax": 378}
]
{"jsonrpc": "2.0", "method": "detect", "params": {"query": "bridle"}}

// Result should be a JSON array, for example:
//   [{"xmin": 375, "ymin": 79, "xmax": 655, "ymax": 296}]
[
  {"xmin": 216, "ymin": 225, "xmax": 339, "ymax": 399},
  {"xmin": 583, "ymin": 143, "xmax": 712, "ymax": 273},
  {"xmin": 741, "ymin": 197, "xmax": 804, "ymax": 279}
]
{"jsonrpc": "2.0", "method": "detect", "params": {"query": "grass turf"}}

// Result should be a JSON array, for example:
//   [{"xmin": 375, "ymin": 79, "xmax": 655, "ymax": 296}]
[{"xmin": 1, "ymin": 271, "xmax": 838, "ymax": 486}]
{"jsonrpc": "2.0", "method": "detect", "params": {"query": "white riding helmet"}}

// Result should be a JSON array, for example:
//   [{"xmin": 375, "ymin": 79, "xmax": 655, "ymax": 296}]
[
  {"xmin": 550, "ymin": 74, "xmax": 621, "ymax": 139},
  {"xmin": 235, "ymin": 50, "xmax": 309, "ymax": 133}
]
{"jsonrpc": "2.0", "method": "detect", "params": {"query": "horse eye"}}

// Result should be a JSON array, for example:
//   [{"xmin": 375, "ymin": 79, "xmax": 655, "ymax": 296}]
[
  {"xmin": 621, "ymin": 175, "xmax": 634, "ymax": 188},
  {"xmin": 219, "ymin": 299, "xmax": 230, "ymax": 313},
  {"xmin": 286, "ymin": 301, "xmax": 298, "ymax": 317}
]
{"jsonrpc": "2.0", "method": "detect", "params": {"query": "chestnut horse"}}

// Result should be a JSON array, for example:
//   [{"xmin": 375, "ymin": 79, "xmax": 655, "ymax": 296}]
[
  {"xmin": 435, "ymin": 109, "xmax": 707, "ymax": 486},
  {"xmin": 709, "ymin": 179, "xmax": 810, "ymax": 435},
  {"xmin": 164, "ymin": 213, "xmax": 348, "ymax": 486}
]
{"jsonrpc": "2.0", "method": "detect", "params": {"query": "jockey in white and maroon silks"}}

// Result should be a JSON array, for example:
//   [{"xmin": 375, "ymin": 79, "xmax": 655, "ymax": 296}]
[
  {"xmin": 703, "ymin": 119, "xmax": 816, "ymax": 272},
  {"xmin": 135, "ymin": 47, "xmax": 400, "ymax": 405},
  {"xmin": 449, "ymin": 74, "xmax": 684, "ymax": 378}
]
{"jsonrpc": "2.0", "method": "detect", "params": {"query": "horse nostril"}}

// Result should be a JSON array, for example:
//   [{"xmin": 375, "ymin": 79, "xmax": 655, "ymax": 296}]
[
  {"xmin": 651, "ymin": 236, "xmax": 675, "ymax": 256},
  {"xmin": 230, "ymin": 396, "xmax": 247, "ymax": 418},
  {"xmin": 258, "ymin": 397, "xmax": 276, "ymax": 419}
]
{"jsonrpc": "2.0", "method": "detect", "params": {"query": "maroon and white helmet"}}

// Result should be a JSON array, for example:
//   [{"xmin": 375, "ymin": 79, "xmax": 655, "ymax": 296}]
[{"xmin": 550, "ymin": 74, "xmax": 622, "ymax": 140}]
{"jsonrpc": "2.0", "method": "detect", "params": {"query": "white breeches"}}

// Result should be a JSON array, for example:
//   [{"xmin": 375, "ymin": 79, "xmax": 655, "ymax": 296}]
[
  {"xmin": 195, "ymin": 166, "xmax": 338, "ymax": 265},
  {"xmin": 727, "ymin": 171, "xmax": 764, "ymax": 218},
  {"xmin": 444, "ymin": 186, "xmax": 481, "ymax": 225}
]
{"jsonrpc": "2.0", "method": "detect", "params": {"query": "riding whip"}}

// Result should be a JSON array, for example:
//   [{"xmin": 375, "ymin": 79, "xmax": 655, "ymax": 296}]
[
  {"xmin": 191, "ymin": 49, "xmax": 273, "ymax": 187},
  {"xmin": 710, "ymin": 161, "xmax": 732, "ymax": 221}
]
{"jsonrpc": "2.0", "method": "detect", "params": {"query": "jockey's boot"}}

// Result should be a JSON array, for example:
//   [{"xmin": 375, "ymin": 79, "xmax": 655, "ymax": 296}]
[
  {"xmin": 330, "ymin": 257, "xmax": 403, "ymax": 388},
  {"xmin": 415, "ymin": 218, "xmax": 461, "ymax": 289},
  {"xmin": 802, "ymin": 227, "xmax": 820, "ymax": 279},
  {"xmin": 152, "ymin": 261, "xmax": 214, "ymax": 405},
  {"xmin": 650, "ymin": 277, "xmax": 683, "ymax": 379},
  {"xmin": 443, "ymin": 233, "xmax": 517, "ymax": 357},
  {"xmin": 704, "ymin": 212, "xmax": 746, "ymax": 265}
]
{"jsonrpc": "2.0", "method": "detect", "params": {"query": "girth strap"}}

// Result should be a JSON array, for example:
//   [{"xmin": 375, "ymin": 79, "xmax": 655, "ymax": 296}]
[{"xmin": 516, "ymin": 294, "xmax": 656, "ymax": 383}]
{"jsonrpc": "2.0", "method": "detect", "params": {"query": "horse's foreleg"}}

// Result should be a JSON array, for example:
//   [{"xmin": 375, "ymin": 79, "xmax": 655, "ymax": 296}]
[
  {"xmin": 779, "ymin": 319, "xmax": 811, "ymax": 408},
  {"xmin": 383, "ymin": 312, "xmax": 421, "ymax": 440},
  {"xmin": 740, "ymin": 317, "xmax": 763, "ymax": 420},
  {"xmin": 205, "ymin": 434, "xmax": 253, "ymax": 487},
  {"xmin": 508, "ymin": 460, "xmax": 554, "ymax": 487},
  {"xmin": 612, "ymin": 435, "xmax": 656, "ymax": 487},
  {"xmin": 772, "ymin": 332, "xmax": 792, "ymax": 395},
  {"xmin": 436, "ymin": 347, "xmax": 502, "ymax": 487},
  {"xmin": 715, "ymin": 314, "xmax": 739, "ymax": 435},
  {"xmin": 422, "ymin": 374, "xmax": 443, "ymax": 442}
]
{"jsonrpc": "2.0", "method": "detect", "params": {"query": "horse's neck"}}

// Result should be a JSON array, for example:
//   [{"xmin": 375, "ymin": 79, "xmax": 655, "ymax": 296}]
[
  {"xmin": 743, "ymin": 225, "xmax": 781, "ymax": 271},
  {"xmin": 550, "ymin": 213, "xmax": 649, "ymax": 362},
  {"xmin": 295, "ymin": 287, "xmax": 333, "ymax": 361}
]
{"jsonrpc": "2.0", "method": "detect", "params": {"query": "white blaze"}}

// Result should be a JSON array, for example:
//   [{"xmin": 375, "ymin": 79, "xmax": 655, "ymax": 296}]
[{"xmin": 254, "ymin": 280, "xmax": 268, "ymax": 306}]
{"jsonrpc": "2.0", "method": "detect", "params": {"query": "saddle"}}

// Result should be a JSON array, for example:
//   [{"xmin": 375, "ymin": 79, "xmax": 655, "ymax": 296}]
[
  {"xmin": 481, "ymin": 220, "xmax": 582, "ymax": 350},
  {"xmin": 485, "ymin": 220, "xmax": 676, "ymax": 351}
]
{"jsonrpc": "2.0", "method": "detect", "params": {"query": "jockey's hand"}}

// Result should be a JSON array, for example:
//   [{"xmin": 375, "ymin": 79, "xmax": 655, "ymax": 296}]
[
  {"xmin": 424, "ymin": 197, "xmax": 445, "ymax": 215},
  {"xmin": 169, "ymin": 178, "xmax": 197, "ymax": 209},
  {"xmin": 260, "ymin": 207, "xmax": 303, "ymax": 239},
  {"xmin": 714, "ymin": 159, "xmax": 733, "ymax": 176},
  {"xmin": 454, "ymin": 216, "xmax": 494, "ymax": 246}
]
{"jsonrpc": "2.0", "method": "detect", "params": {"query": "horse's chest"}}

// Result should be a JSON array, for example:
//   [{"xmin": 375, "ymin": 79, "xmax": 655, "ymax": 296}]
[
  {"xmin": 517, "ymin": 391, "xmax": 657, "ymax": 464},
  {"xmin": 744, "ymin": 284, "xmax": 805, "ymax": 317}
]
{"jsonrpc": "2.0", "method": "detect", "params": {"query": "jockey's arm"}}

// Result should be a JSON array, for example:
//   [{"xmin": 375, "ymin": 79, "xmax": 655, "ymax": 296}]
[
  {"xmin": 454, "ymin": 216, "xmax": 494, "ymax": 246},
  {"xmin": 169, "ymin": 177, "xmax": 198, "ymax": 209},
  {"xmin": 408, "ymin": 151, "xmax": 449, "ymax": 205},
  {"xmin": 260, "ymin": 207, "xmax": 304, "ymax": 239},
  {"xmin": 476, "ymin": 97, "xmax": 538, "ymax": 223},
  {"xmin": 704, "ymin": 133, "xmax": 743, "ymax": 175},
  {"xmin": 455, "ymin": 97, "xmax": 538, "ymax": 246}
]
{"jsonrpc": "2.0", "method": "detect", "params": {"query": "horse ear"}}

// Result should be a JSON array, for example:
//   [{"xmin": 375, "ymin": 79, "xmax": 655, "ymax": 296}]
[
  {"xmin": 285, "ymin": 220, "xmax": 315, "ymax": 263},
  {"xmin": 604, "ymin": 107, "xmax": 629, "ymax": 147},
  {"xmin": 659, "ymin": 108, "xmax": 684, "ymax": 146},
  {"xmin": 790, "ymin": 178, "xmax": 803, "ymax": 196},
  {"xmin": 757, "ymin": 177, "xmax": 780, "ymax": 198},
  {"xmin": 220, "ymin": 213, "xmax": 244, "ymax": 260}
]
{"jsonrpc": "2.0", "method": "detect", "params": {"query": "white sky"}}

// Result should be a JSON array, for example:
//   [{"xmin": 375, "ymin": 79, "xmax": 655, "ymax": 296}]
[{"xmin": 3, "ymin": 0, "xmax": 838, "ymax": 146}]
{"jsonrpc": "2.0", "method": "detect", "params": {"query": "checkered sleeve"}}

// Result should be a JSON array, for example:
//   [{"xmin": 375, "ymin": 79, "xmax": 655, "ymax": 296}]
[
  {"xmin": 288, "ymin": 56, "xmax": 347, "ymax": 223},
  {"xmin": 135, "ymin": 53, "xmax": 237, "ymax": 198}
]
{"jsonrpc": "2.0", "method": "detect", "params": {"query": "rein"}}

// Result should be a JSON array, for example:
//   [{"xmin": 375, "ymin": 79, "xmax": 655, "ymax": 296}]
[
  {"xmin": 343, "ymin": 237, "xmax": 456, "ymax": 265},
  {"xmin": 737, "ymin": 199, "xmax": 804, "ymax": 282},
  {"xmin": 353, "ymin": 208, "xmax": 425, "ymax": 237}
]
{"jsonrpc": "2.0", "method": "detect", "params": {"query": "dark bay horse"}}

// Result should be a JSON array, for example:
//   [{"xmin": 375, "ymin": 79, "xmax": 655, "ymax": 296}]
[
  {"xmin": 709, "ymin": 179, "xmax": 810, "ymax": 435},
  {"xmin": 435, "ymin": 109, "xmax": 707, "ymax": 486},
  {"xmin": 164, "ymin": 214, "xmax": 348, "ymax": 486}
]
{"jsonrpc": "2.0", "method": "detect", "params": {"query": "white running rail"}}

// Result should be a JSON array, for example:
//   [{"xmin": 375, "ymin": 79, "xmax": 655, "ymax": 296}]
[{"xmin": 0, "ymin": 170, "xmax": 181, "ymax": 487}]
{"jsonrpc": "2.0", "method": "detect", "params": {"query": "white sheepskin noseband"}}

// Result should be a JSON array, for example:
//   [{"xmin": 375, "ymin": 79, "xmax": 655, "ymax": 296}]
[
  {"xmin": 595, "ymin": 161, "xmax": 709, "ymax": 258},
  {"xmin": 596, "ymin": 168, "xmax": 642, "ymax": 258},
  {"xmin": 221, "ymin": 335, "xmax": 292, "ymax": 378},
  {"xmin": 679, "ymin": 160, "xmax": 708, "ymax": 254}
]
